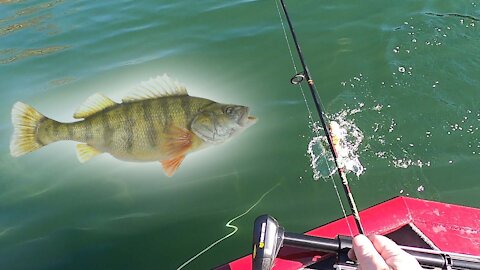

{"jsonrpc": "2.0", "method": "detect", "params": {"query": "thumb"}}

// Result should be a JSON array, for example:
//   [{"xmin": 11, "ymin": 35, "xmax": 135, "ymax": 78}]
[{"xmin": 351, "ymin": 234, "xmax": 390, "ymax": 270}]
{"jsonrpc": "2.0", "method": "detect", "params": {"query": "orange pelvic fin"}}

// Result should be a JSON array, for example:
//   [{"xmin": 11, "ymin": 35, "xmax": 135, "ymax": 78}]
[{"xmin": 161, "ymin": 155, "xmax": 186, "ymax": 177}]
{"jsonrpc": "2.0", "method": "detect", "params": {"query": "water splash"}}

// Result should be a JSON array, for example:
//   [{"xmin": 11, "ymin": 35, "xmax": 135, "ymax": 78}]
[
  {"xmin": 307, "ymin": 112, "xmax": 365, "ymax": 180},
  {"xmin": 307, "ymin": 136, "xmax": 335, "ymax": 179}
]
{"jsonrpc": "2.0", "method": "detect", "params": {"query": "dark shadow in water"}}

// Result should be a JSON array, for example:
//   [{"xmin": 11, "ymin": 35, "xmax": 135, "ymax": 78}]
[{"xmin": 425, "ymin": 12, "xmax": 480, "ymax": 22}]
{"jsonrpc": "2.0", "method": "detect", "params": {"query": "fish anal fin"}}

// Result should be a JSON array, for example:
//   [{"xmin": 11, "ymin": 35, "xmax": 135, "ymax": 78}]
[
  {"xmin": 122, "ymin": 74, "xmax": 188, "ymax": 103},
  {"xmin": 163, "ymin": 127, "xmax": 194, "ymax": 158},
  {"xmin": 76, "ymin": 144, "xmax": 101, "ymax": 163},
  {"xmin": 161, "ymin": 155, "xmax": 186, "ymax": 177},
  {"xmin": 74, "ymin": 93, "xmax": 117, "ymax": 119}
]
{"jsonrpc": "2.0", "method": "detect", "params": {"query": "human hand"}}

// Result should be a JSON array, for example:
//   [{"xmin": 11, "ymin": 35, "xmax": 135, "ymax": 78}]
[{"xmin": 347, "ymin": 234, "xmax": 422, "ymax": 270}]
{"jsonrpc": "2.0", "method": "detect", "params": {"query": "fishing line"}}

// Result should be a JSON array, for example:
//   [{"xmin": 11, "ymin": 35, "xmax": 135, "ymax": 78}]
[
  {"xmin": 274, "ymin": 0, "xmax": 353, "ymax": 236},
  {"xmin": 274, "ymin": 0, "xmax": 315, "ymax": 126},
  {"xmin": 176, "ymin": 183, "xmax": 280, "ymax": 270},
  {"xmin": 275, "ymin": 0, "xmax": 364, "ymax": 234}
]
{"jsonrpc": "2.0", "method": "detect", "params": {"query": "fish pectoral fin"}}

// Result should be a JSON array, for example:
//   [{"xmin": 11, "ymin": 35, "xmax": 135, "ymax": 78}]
[
  {"xmin": 164, "ymin": 127, "xmax": 194, "ymax": 157},
  {"xmin": 73, "ymin": 93, "xmax": 117, "ymax": 119},
  {"xmin": 76, "ymin": 144, "xmax": 102, "ymax": 163},
  {"xmin": 161, "ymin": 155, "xmax": 186, "ymax": 177},
  {"xmin": 161, "ymin": 127, "xmax": 194, "ymax": 176}
]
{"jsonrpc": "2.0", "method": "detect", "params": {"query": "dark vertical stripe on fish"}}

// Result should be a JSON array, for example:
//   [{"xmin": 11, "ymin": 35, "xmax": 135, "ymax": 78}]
[
  {"xmin": 67, "ymin": 123, "xmax": 74, "ymax": 140},
  {"xmin": 142, "ymin": 101, "xmax": 157, "ymax": 148},
  {"xmin": 123, "ymin": 105, "xmax": 134, "ymax": 153},
  {"xmin": 102, "ymin": 112, "xmax": 113, "ymax": 148},
  {"xmin": 84, "ymin": 118, "xmax": 93, "ymax": 142},
  {"xmin": 181, "ymin": 96, "xmax": 192, "ymax": 122},
  {"xmin": 52, "ymin": 120, "xmax": 59, "ymax": 140},
  {"xmin": 161, "ymin": 98, "xmax": 171, "ymax": 133},
  {"xmin": 131, "ymin": 103, "xmax": 143, "ymax": 152},
  {"xmin": 43, "ymin": 122, "xmax": 51, "ymax": 140},
  {"xmin": 156, "ymin": 99, "xmax": 165, "ymax": 130}
]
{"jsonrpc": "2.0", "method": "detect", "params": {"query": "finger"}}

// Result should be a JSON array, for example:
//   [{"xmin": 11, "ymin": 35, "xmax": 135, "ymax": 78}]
[
  {"xmin": 352, "ymin": 234, "xmax": 391, "ymax": 270},
  {"xmin": 369, "ymin": 235, "xmax": 422, "ymax": 270},
  {"xmin": 348, "ymin": 247, "xmax": 356, "ymax": 261}
]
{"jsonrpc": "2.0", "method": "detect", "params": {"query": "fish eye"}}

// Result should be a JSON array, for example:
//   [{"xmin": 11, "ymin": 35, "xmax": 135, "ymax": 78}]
[{"xmin": 224, "ymin": 106, "xmax": 234, "ymax": 115}]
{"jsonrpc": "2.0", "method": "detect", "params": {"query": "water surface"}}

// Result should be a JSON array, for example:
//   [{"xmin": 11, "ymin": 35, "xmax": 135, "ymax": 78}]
[{"xmin": 0, "ymin": 0, "xmax": 479, "ymax": 269}]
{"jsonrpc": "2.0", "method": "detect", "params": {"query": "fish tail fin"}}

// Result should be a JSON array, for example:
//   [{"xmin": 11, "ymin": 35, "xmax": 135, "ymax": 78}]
[{"xmin": 10, "ymin": 102, "xmax": 48, "ymax": 157}]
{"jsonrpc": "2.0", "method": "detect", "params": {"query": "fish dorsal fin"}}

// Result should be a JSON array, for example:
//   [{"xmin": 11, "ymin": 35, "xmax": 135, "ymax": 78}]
[
  {"xmin": 122, "ymin": 74, "xmax": 188, "ymax": 103},
  {"xmin": 73, "ymin": 93, "xmax": 117, "ymax": 119}
]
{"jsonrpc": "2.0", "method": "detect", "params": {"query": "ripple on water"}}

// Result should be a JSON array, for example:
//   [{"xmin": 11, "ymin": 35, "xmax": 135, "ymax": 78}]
[
  {"xmin": 0, "ymin": 0, "xmax": 24, "ymax": 4},
  {"xmin": 0, "ymin": 15, "xmax": 50, "ymax": 37},
  {"xmin": 0, "ymin": 45, "xmax": 69, "ymax": 64},
  {"xmin": 0, "ymin": 0, "xmax": 70, "ymax": 66}
]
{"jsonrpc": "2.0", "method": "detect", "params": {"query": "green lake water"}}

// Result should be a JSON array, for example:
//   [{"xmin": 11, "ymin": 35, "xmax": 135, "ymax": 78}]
[{"xmin": 0, "ymin": 0, "xmax": 479, "ymax": 269}]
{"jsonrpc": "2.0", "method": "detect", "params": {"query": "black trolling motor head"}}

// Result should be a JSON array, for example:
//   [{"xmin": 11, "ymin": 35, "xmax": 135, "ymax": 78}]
[
  {"xmin": 250, "ymin": 215, "xmax": 480, "ymax": 270},
  {"xmin": 252, "ymin": 215, "xmax": 285, "ymax": 270},
  {"xmin": 251, "ymin": 215, "xmax": 354, "ymax": 270}
]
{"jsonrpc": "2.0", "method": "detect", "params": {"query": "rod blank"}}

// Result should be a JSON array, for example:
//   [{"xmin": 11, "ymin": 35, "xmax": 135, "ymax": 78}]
[{"xmin": 278, "ymin": 0, "xmax": 365, "ymax": 234}]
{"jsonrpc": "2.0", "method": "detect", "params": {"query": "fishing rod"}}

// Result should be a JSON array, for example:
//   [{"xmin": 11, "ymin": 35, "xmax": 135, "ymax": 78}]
[
  {"xmin": 252, "ymin": 215, "xmax": 480, "ymax": 270},
  {"xmin": 278, "ymin": 0, "xmax": 365, "ymax": 234}
]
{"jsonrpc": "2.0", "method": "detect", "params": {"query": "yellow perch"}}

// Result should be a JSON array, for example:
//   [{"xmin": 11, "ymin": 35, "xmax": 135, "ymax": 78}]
[{"xmin": 10, "ymin": 75, "xmax": 256, "ymax": 176}]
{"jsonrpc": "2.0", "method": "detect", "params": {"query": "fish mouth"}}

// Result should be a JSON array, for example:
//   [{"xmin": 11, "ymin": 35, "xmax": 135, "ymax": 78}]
[{"xmin": 238, "ymin": 107, "xmax": 257, "ymax": 126}]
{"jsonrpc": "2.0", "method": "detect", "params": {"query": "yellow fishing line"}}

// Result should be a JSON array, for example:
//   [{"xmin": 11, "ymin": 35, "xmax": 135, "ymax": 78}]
[{"xmin": 176, "ymin": 183, "xmax": 280, "ymax": 270}]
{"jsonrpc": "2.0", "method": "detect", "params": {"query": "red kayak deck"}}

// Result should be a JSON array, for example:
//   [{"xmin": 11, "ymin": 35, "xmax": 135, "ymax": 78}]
[{"xmin": 218, "ymin": 196, "xmax": 480, "ymax": 270}]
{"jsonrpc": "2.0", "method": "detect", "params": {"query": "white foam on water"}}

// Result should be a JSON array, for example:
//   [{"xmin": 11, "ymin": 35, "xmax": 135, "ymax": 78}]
[
  {"xmin": 307, "ymin": 136, "xmax": 335, "ymax": 180},
  {"xmin": 392, "ymin": 158, "xmax": 430, "ymax": 169},
  {"xmin": 307, "ymin": 112, "xmax": 365, "ymax": 180}
]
